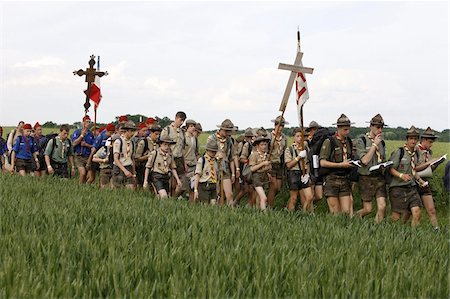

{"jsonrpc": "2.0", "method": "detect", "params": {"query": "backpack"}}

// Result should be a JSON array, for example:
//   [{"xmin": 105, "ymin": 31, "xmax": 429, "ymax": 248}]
[{"xmin": 39, "ymin": 134, "xmax": 58, "ymax": 160}]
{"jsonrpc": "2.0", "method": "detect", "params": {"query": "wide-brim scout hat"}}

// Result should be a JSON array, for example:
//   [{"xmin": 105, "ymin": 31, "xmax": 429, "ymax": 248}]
[
  {"xmin": 406, "ymin": 126, "xmax": 420, "ymax": 138},
  {"xmin": 185, "ymin": 119, "xmax": 197, "ymax": 126},
  {"xmin": 367, "ymin": 113, "xmax": 387, "ymax": 127},
  {"xmin": 122, "ymin": 120, "xmax": 138, "ymax": 130},
  {"xmin": 157, "ymin": 136, "xmax": 176, "ymax": 144},
  {"xmin": 149, "ymin": 124, "xmax": 162, "ymax": 132},
  {"xmin": 255, "ymin": 127, "xmax": 268, "ymax": 137},
  {"xmin": 205, "ymin": 139, "xmax": 219, "ymax": 152},
  {"xmin": 195, "ymin": 123, "xmax": 203, "ymax": 133},
  {"xmin": 308, "ymin": 121, "xmax": 320, "ymax": 129},
  {"xmin": 252, "ymin": 135, "xmax": 271, "ymax": 146},
  {"xmin": 333, "ymin": 114, "xmax": 355, "ymax": 126},
  {"xmin": 236, "ymin": 134, "xmax": 245, "ymax": 143},
  {"xmin": 421, "ymin": 127, "xmax": 438, "ymax": 139},
  {"xmin": 271, "ymin": 115, "xmax": 289, "ymax": 126},
  {"xmin": 244, "ymin": 127, "xmax": 255, "ymax": 137},
  {"xmin": 217, "ymin": 119, "xmax": 238, "ymax": 131}
]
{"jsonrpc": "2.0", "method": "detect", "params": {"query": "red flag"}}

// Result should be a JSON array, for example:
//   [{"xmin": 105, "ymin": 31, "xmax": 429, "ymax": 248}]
[{"xmin": 84, "ymin": 76, "xmax": 102, "ymax": 108}]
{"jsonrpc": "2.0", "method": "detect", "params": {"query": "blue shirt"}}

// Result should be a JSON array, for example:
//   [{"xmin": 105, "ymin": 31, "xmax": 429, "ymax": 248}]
[
  {"xmin": 71, "ymin": 129, "xmax": 94, "ymax": 156},
  {"xmin": 92, "ymin": 131, "xmax": 108, "ymax": 150},
  {"xmin": 13, "ymin": 135, "xmax": 37, "ymax": 160}
]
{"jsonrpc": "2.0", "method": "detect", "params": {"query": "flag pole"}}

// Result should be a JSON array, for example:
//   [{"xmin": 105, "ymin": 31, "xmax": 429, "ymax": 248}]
[
  {"xmin": 297, "ymin": 28, "xmax": 307, "ymax": 176},
  {"xmin": 93, "ymin": 56, "xmax": 100, "ymax": 135}
]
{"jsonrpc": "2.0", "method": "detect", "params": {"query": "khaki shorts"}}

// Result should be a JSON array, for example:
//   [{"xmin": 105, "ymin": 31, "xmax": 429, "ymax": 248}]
[
  {"xmin": 252, "ymin": 172, "xmax": 270, "ymax": 188},
  {"xmin": 323, "ymin": 174, "xmax": 352, "ymax": 197},
  {"xmin": 270, "ymin": 162, "xmax": 283, "ymax": 180},
  {"xmin": 389, "ymin": 186, "xmax": 422, "ymax": 214},
  {"xmin": 198, "ymin": 181, "xmax": 217, "ymax": 202},
  {"xmin": 100, "ymin": 168, "xmax": 112, "ymax": 186},
  {"xmin": 112, "ymin": 165, "xmax": 135, "ymax": 187},
  {"xmin": 74, "ymin": 155, "xmax": 89, "ymax": 168},
  {"xmin": 359, "ymin": 175, "xmax": 387, "ymax": 202}
]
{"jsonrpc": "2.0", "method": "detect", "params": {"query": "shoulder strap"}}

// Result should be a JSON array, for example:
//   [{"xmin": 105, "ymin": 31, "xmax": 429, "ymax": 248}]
[
  {"xmin": 49, "ymin": 137, "xmax": 57, "ymax": 158},
  {"xmin": 361, "ymin": 136, "xmax": 367, "ymax": 147},
  {"xmin": 202, "ymin": 156, "xmax": 206, "ymax": 172},
  {"xmin": 150, "ymin": 150, "xmax": 158, "ymax": 170},
  {"xmin": 143, "ymin": 138, "xmax": 149, "ymax": 154}
]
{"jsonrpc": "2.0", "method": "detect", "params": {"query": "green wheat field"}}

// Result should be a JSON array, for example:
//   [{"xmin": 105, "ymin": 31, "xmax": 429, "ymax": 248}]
[{"xmin": 1, "ymin": 131, "xmax": 449, "ymax": 297}]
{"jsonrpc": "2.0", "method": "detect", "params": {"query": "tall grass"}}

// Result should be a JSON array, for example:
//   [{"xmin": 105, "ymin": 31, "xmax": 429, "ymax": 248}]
[{"xmin": 0, "ymin": 175, "xmax": 448, "ymax": 297}]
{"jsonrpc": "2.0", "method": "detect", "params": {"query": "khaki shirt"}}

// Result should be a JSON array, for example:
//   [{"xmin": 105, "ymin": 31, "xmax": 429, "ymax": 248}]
[
  {"xmin": 184, "ymin": 132, "xmax": 198, "ymax": 167},
  {"xmin": 249, "ymin": 151, "xmax": 271, "ymax": 173},
  {"xmin": 239, "ymin": 141, "xmax": 253, "ymax": 161},
  {"xmin": 113, "ymin": 136, "xmax": 134, "ymax": 167},
  {"xmin": 284, "ymin": 142, "xmax": 309, "ymax": 171},
  {"xmin": 135, "ymin": 137, "xmax": 157, "ymax": 161},
  {"xmin": 416, "ymin": 144, "xmax": 431, "ymax": 165},
  {"xmin": 44, "ymin": 136, "xmax": 73, "ymax": 163},
  {"xmin": 207, "ymin": 132, "xmax": 236, "ymax": 163},
  {"xmin": 160, "ymin": 124, "xmax": 185, "ymax": 158},
  {"xmin": 356, "ymin": 134, "xmax": 386, "ymax": 176},
  {"xmin": 389, "ymin": 147, "xmax": 417, "ymax": 188},
  {"xmin": 195, "ymin": 155, "xmax": 218, "ymax": 183},
  {"xmin": 319, "ymin": 136, "xmax": 352, "ymax": 163},
  {"xmin": 146, "ymin": 148, "xmax": 176, "ymax": 175},
  {"xmin": 269, "ymin": 133, "xmax": 287, "ymax": 163},
  {"xmin": 93, "ymin": 146, "xmax": 111, "ymax": 169}
]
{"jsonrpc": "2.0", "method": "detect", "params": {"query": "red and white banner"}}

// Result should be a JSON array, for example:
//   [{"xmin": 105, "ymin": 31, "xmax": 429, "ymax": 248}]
[
  {"xmin": 85, "ymin": 76, "xmax": 102, "ymax": 109},
  {"xmin": 296, "ymin": 71, "xmax": 309, "ymax": 125}
]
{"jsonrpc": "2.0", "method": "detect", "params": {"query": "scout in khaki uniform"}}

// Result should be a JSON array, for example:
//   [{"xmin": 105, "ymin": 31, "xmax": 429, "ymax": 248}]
[
  {"xmin": 184, "ymin": 119, "xmax": 200, "ymax": 200},
  {"xmin": 135, "ymin": 124, "xmax": 161, "ymax": 188},
  {"xmin": 267, "ymin": 115, "xmax": 288, "ymax": 208},
  {"xmin": 143, "ymin": 137, "xmax": 182, "ymax": 199},
  {"xmin": 207, "ymin": 119, "xmax": 240, "ymax": 206},
  {"xmin": 285, "ymin": 127, "xmax": 313, "ymax": 212},
  {"xmin": 10, "ymin": 123, "xmax": 39, "ymax": 176},
  {"xmin": 414, "ymin": 127, "xmax": 440, "ymax": 230},
  {"xmin": 233, "ymin": 128, "xmax": 256, "ymax": 207},
  {"xmin": 193, "ymin": 139, "xmax": 219, "ymax": 204},
  {"xmin": 319, "ymin": 114, "xmax": 357, "ymax": 215},
  {"xmin": 112, "ymin": 121, "xmax": 137, "ymax": 190},
  {"xmin": 388, "ymin": 126, "xmax": 428, "ymax": 227},
  {"xmin": 160, "ymin": 111, "xmax": 187, "ymax": 197},
  {"xmin": 249, "ymin": 135, "xmax": 272, "ymax": 211},
  {"xmin": 44, "ymin": 124, "xmax": 75, "ymax": 178},
  {"xmin": 355, "ymin": 114, "xmax": 388, "ymax": 224},
  {"xmin": 92, "ymin": 137, "xmax": 113, "ymax": 189}
]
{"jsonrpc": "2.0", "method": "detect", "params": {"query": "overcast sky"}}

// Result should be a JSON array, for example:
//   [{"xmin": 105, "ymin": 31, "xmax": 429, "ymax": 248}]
[{"xmin": 0, "ymin": 1, "xmax": 448, "ymax": 131}]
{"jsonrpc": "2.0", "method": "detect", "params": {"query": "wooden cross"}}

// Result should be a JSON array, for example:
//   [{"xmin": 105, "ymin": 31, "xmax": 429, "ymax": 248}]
[
  {"xmin": 278, "ymin": 51, "xmax": 314, "ymax": 112},
  {"xmin": 73, "ymin": 55, "xmax": 108, "ymax": 114}
]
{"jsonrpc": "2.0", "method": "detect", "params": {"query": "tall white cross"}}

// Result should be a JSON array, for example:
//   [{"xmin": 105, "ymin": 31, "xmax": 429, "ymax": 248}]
[{"xmin": 278, "ymin": 51, "xmax": 314, "ymax": 112}]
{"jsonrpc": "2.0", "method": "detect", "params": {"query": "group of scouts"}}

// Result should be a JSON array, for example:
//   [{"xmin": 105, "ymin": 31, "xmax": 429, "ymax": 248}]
[{"xmin": 0, "ymin": 111, "xmax": 445, "ymax": 230}]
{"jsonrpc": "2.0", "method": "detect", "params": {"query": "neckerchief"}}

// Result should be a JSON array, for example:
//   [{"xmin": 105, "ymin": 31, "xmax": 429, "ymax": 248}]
[
  {"xmin": 160, "ymin": 150, "xmax": 169, "ymax": 170},
  {"xmin": 205, "ymin": 155, "xmax": 216, "ymax": 183},
  {"xmin": 335, "ymin": 133, "xmax": 347, "ymax": 161},
  {"xmin": 403, "ymin": 144, "xmax": 416, "ymax": 176},
  {"xmin": 216, "ymin": 132, "xmax": 227, "ymax": 151},
  {"xmin": 418, "ymin": 143, "xmax": 430, "ymax": 162},
  {"xmin": 60, "ymin": 137, "xmax": 68, "ymax": 158},
  {"xmin": 271, "ymin": 131, "xmax": 283, "ymax": 154},
  {"xmin": 366, "ymin": 133, "xmax": 382, "ymax": 163}
]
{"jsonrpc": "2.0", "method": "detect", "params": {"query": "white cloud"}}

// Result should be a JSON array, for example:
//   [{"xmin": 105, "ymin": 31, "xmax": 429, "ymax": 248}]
[
  {"xmin": 14, "ymin": 56, "xmax": 65, "ymax": 68},
  {"xmin": 143, "ymin": 77, "xmax": 176, "ymax": 94}
]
